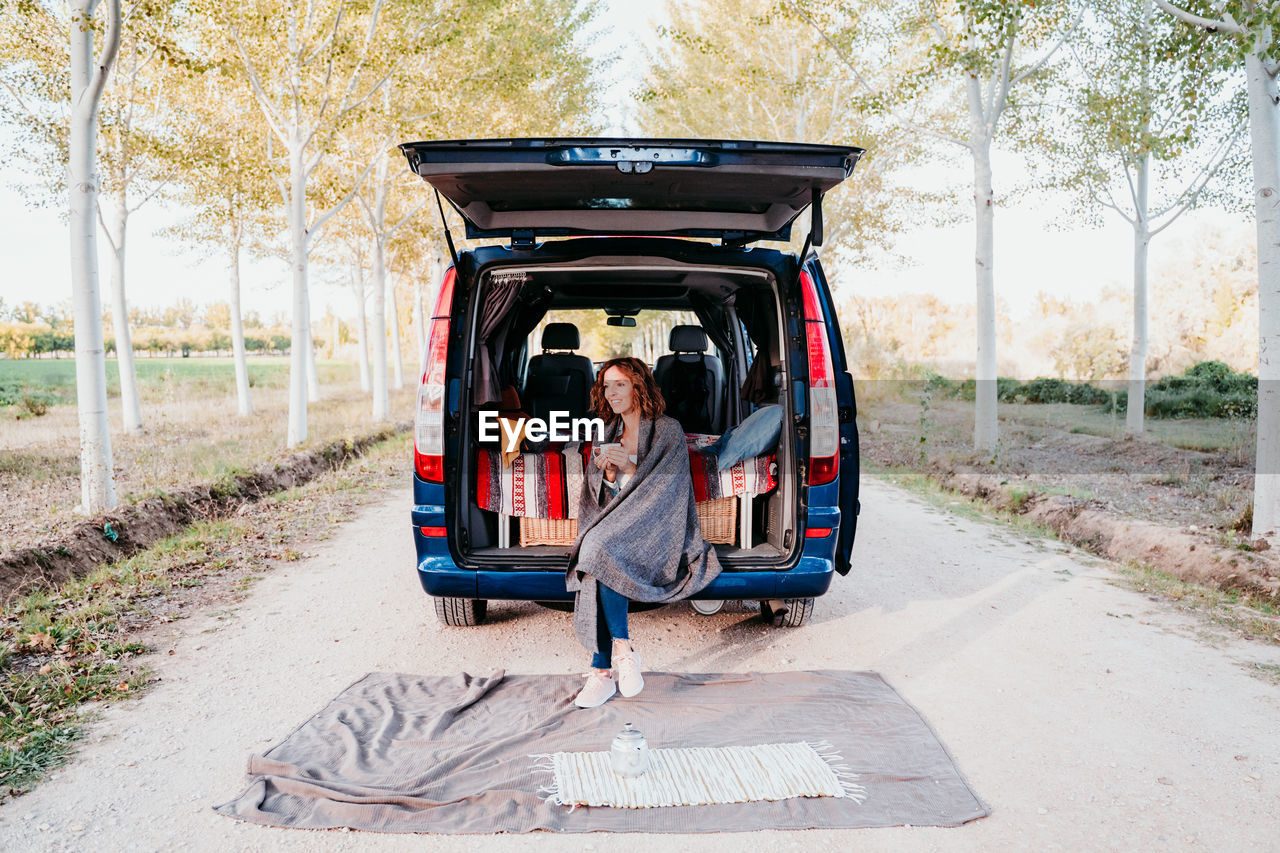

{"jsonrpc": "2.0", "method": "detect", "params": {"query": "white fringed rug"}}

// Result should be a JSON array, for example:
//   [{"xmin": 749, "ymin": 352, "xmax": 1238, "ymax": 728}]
[{"xmin": 535, "ymin": 741, "xmax": 866, "ymax": 809}]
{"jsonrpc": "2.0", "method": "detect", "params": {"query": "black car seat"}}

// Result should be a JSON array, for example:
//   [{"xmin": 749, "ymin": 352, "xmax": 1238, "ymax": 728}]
[
  {"xmin": 525, "ymin": 322, "xmax": 595, "ymax": 422},
  {"xmin": 655, "ymin": 325, "xmax": 724, "ymax": 434}
]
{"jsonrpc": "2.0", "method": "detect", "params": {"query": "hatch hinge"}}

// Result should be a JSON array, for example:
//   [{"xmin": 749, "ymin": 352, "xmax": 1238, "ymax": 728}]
[
  {"xmin": 433, "ymin": 189, "xmax": 460, "ymax": 268},
  {"xmin": 511, "ymin": 229, "xmax": 536, "ymax": 249},
  {"xmin": 810, "ymin": 187, "xmax": 824, "ymax": 247}
]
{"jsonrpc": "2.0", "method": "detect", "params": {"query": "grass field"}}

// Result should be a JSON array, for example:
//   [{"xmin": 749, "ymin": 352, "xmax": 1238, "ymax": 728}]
[
  {"xmin": 858, "ymin": 390, "xmax": 1257, "ymax": 535},
  {"xmin": 0, "ymin": 356, "xmax": 363, "ymax": 407},
  {"xmin": 855, "ymin": 381, "xmax": 1257, "ymax": 458},
  {"xmin": 0, "ymin": 357, "xmax": 414, "ymax": 550}
]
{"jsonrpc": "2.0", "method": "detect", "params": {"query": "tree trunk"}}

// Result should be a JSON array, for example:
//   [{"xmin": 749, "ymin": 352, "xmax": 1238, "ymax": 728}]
[
  {"xmin": 1127, "ymin": 156, "xmax": 1152, "ymax": 437},
  {"xmin": 69, "ymin": 0, "xmax": 118, "ymax": 513},
  {"xmin": 305, "ymin": 294, "xmax": 319, "ymax": 402},
  {"xmin": 106, "ymin": 198, "xmax": 143, "ymax": 434},
  {"xmin": 1247, "ymin": 50, "xmax": 1280, "ymax": 539},
  {"xmin": 286, "ymin": 140, "xmax": 309, "ymax": 447},
  {"xmin": 353, "ymin": 262, "xmax": 370, "ymax": 392},
  {"xmin": 412, "ymin": 275, "xmax": 425, "ymax": 377},
  {"xmin": 971, "ymin": 137, "xmax": 999, "ymax": 452},
  {"xmin": 229, "ymin": 222, "xmax": 252, "ymax": 416},
  {"xmin": 1127, "ymin": 224, "xmax": 1151, "ymax": 437},
  {"xmin": 389, "ymin": 275, "xmax": 404, "ymax": 391},
  {"xmin": 370, "ymin": 235, "xmax": 389, "ymax": 422}
]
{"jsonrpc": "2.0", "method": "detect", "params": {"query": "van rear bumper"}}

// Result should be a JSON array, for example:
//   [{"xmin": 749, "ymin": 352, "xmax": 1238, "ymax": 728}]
[{"xmin": 415, "ymin": 555, "xmax": 835, "ymax": 601}]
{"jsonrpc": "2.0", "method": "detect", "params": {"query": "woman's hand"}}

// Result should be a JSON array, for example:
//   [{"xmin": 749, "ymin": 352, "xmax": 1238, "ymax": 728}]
[
  {"xmin": 592, "ymin": 447, "xmax": 618, "ymax": 476},
  {"xmin": 601, "ymin": 446, "xmax": 636, "ymax": 475}
]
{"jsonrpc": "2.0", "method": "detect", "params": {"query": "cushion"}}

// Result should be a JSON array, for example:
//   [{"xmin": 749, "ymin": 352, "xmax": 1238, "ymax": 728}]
[{"xmin": 707, "ymin": 404, "xmax": 783, "ymax": 469}]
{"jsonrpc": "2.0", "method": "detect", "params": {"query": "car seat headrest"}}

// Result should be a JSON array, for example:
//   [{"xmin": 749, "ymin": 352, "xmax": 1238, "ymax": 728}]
[
  {"xmin": 541, "ymin": 322, "xmax": 581, "ymax": 351},
  {"xmin": 668, "ymin": 325, "xmax": 708, "ymax": 353}
]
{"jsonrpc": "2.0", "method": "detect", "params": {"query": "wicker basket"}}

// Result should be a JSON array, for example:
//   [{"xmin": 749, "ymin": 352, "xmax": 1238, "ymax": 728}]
[
  {"xmin": 519, "ymin": 516, "xmax": 578, "ymax": 547},
  {"xmin": 697, "ymin": 497, "xmax": 738, "ymax": 545},
  {"xmin": 516, "ymin": 498, "xmax": 739, "ymax": 547}
]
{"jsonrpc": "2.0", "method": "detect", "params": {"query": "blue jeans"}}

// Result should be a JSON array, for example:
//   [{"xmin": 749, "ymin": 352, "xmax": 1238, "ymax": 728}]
[{"xmin": 590, "ymin": 583, "xmax": 630, "ymax": 669}]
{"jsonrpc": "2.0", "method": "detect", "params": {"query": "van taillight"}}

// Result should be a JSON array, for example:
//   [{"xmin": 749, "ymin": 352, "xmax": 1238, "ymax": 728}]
[
  {"xmin": 415, "ymin": 267, "xmax": 455, "ymax": 483},
  {"xmin": 801, "ymin": 270, "xmax": 838, "ymax": 486}
]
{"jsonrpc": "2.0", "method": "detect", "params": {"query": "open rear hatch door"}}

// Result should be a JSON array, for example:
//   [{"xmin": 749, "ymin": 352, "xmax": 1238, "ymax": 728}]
[{"xmin": 399, "ymin": 137, "xmax": 862, "ymax": 244}]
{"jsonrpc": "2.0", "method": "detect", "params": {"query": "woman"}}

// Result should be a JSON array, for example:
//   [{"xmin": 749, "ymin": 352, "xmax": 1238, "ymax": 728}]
[{"xmin": 565, "ymin": 356, "xmax": 723, "ymax": 708}]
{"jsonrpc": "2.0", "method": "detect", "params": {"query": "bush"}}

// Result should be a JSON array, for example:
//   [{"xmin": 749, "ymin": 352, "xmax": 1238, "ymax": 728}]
[
  {"xmin": 1011, "ymin": 377, "xmax": 1069, "ymax": 403},
  {"xmin": 952, "ymin": 376, "xmax": 1021, "ymax": 402},
  {"xmin": 1102, "ymin": 361, "xmax": 1256, "ymax": 419},
  {"xmin": 19, "ymin": 392, "xmax": 53, "ymax": 417},
  {"xmin": 922, "ymin": 371, "xmax": 958, "ymax": 396},
  {"xmin": 918, "ymin": 361, "xmax": 1256, "ymax": 420}
]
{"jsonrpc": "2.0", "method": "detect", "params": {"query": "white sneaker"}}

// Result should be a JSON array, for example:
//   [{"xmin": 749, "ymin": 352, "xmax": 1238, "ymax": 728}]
[
  {"xmin": 614, "ymin": 648, "xmax": 644, "ymax": 698},
  {"xmin": 574, "ymin": 670, "xmax": 616, "ymax": 708}
]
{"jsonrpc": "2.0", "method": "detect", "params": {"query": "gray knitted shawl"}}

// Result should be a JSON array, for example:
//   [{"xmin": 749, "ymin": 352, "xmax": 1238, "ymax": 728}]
[{"xmin": 565, "ymin": 414, "xmax": 723, "ymax": 657}]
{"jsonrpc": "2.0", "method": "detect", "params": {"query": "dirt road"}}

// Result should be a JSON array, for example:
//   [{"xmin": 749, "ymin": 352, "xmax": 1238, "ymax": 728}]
[{"xmin": 2, "ymin": 478, "xmax": 1278, "ymax": 851}]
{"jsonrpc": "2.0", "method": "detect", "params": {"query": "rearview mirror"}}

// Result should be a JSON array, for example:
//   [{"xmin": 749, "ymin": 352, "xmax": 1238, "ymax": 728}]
[{"xmin": 606, "ymin": 316, "xmax": 637, "ymax": 327}]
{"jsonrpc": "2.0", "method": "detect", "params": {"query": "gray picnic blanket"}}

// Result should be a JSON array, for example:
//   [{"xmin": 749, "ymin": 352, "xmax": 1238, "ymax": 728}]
[
  {"xmin": 213, "ymin": 669, "xmax": 990, "ymax": 833},
  {"xmin": 566, "ymin": 414, "xmax": 722, "ymax": 657}
]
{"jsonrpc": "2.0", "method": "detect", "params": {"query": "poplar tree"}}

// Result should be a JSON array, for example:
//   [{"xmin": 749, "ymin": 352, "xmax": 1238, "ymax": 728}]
[
  {"xmin": 1, "ymin": 2, "xmax": 197, "ymax": 437},
  {"xmin": 217, "ymin": 0, "xmax": 393, "ymax": 446},
  {"xmin": 639, "ymin": 0, "xmax": 916, "ymax": 269},
  {"xmin": 795, "ymin": 0, "xmax": 1080, "ymax": 452},
  {"xmin": 95, "ymin": 0, "xmax": 195, "ymax": 435},
  {"xmin": 349, "ymin": 0, "xmax": 600, "ymax": 421},
  {"xmin": 1042, "ymin": 0, "xmax": 1246, "ymax": 436},
  {"xmin": 163, "ymin": 66, "xmax": 277, "ymax": 418},
  {"xmin": 1155, "ymin": 0, "xmax": 1280, "ymax": 539},
  {"xmin": 12, "ymin": 0, "xmax": 127, "ymax": 512}
]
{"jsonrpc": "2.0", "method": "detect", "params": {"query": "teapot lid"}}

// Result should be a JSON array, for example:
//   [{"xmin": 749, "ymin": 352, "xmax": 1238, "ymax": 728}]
[{"xmin": 615, "ymin": 722, "xmax": 644, "ymax": 741}]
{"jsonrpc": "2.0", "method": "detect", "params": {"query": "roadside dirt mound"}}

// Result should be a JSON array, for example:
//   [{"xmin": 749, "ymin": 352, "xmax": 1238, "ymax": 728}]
[
  {"xmin": 1031, "ymin": 430, "xmax": 1190, "ymax": 468},
  {"xmin": 0, "ymin": 423, "xmax": 409, "ymax": 601},
  {"xmin": 936, "ymin": 467, "xmax": 1280, "ymax": 600}
]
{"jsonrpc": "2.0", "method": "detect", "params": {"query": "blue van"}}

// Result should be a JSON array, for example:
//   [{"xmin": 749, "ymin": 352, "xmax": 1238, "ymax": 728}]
[{"xmin": 399, "ymin": 138, "xmax": 861, "ymax": 628}]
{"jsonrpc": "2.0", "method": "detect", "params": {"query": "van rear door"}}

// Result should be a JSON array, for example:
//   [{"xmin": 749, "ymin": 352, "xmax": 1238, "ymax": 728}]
[
  {"xmin": 399, "ymin": 137, "xmax": 863, "ymax": 244},
  {"xmin": 804, "ymin": 257, "xmax": 858, "ymax": 575}
]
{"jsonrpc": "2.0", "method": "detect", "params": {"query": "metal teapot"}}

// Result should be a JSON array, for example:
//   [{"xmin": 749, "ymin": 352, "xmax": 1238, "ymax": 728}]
[{"xmin": 610, "ymin": 722, "xmax": 650, "ymax": 778}]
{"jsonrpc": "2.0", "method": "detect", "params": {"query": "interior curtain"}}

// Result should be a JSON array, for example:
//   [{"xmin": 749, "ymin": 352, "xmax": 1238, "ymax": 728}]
[
  {"xmin": 473, "ymin": 277, "xmax": 523, "ymax": 406},
  {"xmin": 488, "ymin": 286, "xmax": 553, "ymax": 403}
]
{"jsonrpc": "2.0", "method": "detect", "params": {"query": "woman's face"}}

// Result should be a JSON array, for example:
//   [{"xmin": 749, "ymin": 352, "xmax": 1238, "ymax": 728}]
[{"xmin": 602, "ymin": 365, "xmax": 636, "ymax": 416}]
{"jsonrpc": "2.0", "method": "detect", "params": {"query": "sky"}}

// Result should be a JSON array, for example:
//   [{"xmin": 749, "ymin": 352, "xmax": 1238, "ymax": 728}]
[{"xmin": 0, "ymin": 1, "xmax": 1256, "ymax": 324}]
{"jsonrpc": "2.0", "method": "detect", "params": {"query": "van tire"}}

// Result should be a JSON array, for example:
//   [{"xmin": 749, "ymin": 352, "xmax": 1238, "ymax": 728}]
[
  {"xmin": 760, "ymin": 598, "xmax": 813, "ymax": 627},
  {"xmin": 433, "ymin": 596, "xmax": 487, "ymax": 626}
]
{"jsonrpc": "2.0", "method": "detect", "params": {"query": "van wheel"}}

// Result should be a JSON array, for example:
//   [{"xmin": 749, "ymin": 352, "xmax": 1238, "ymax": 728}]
[
  {"xmin": 433, "ymin": 597, "xmax": 487, "ymax": 626},
  {"xmin": 760, "ymin": 598, "xmax": 814, "ymax": 627}
]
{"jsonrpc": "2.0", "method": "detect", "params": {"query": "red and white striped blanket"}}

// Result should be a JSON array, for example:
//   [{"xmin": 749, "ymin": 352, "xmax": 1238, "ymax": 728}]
[
  {"xmin": 475, "ymin": 444, "xmax": 585, "ymax": 519},
  {"xmin": 475, "ymin": 434, "xmax": 776, "ymax": 518},
  {"xmin": 683, "ymin": 433, "xmax": 777, "ymax": 502}
]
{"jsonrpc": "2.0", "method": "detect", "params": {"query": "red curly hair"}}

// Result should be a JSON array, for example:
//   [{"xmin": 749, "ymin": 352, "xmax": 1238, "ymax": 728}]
[{"xmin": 589, "ymin": 357, "xmax": 665, "ymax": 424}]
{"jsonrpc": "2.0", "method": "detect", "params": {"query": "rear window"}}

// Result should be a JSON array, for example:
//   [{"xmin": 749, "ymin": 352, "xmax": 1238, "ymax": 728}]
[{"xmin": 525, "ymin": 309, "xmax": 725, "ymax": 371}]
